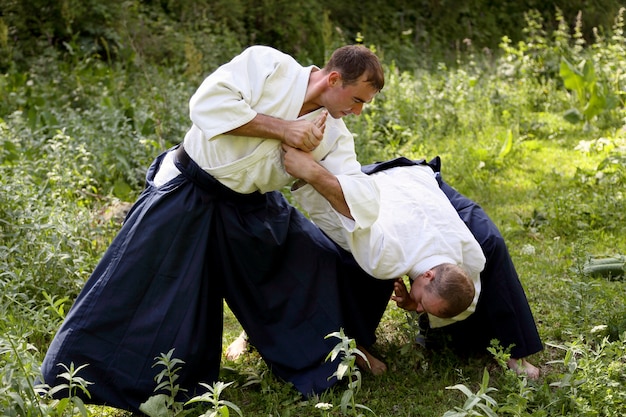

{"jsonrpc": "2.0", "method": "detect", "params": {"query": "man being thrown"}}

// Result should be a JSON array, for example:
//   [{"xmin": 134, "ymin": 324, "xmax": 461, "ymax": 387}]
[{"xmin": 284, "ymin": 152, "xmax": 543, "ymax": 378}]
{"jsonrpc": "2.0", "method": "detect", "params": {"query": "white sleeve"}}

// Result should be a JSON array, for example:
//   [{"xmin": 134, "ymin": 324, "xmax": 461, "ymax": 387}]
[
  {"xmin": 188, "ymin": 46, "xmax": 285, "ymax": 140},
  {"xmin": 292, "ymin": 119, "xmax": 380, "ymax": 235}
]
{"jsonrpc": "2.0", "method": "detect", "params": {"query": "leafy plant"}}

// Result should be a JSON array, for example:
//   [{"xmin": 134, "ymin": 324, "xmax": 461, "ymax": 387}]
[
  {"xmin": 443, "ymin": 368, "xmax": 499, "ymax": 417},
  {"xmin": 185, "ymin": 381, "xmax": 243, "ymax": 417},
  {"xmin": 546, "ymin": 338, "xmax": 626, "ymax": 416},
  {"xmin": 320, "ymin": 329, "xmax": 377, "ymax": 416},
  {"xmin": 559, "ymin": 57, "xmax": 617, "ymax": 128},
  {"xmin": 139, "ymin": 349, "xmax": 189, "ymax": 417},
  {"xmin": 44, "ymin": 362, "xmax": 93, "ymax": 417},
  {"xmin": 0, "ymin": 334, "xmax": 47, "ymax": 417}
]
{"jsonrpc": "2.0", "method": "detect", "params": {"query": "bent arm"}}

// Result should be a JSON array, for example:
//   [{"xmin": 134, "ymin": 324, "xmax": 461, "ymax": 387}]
[
  {"xmin": 228, "ymin": 112, "xmax": 326, "ymax": 152},
  {"xmin": 284, "ymin": 146, "xmax": 351, "ymax": 218},
  {"xmin": 226, "ymin": 113, "xmax": 288, "ymax": 140}
]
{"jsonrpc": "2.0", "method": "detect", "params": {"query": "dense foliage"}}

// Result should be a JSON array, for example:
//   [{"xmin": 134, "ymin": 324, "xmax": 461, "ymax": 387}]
[
  {"xmin": 1, "ymin": 3, "xmax": 625, "ymax": 417},
  {"xmin": 1, "ymin": 0, "xmax": 624, "ymax": 71}
]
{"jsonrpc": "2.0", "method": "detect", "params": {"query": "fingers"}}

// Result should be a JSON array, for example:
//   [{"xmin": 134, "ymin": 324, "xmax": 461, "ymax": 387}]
[
  {"xmin": 284, "ymin": 112, "xmax": 326, "ymax": 152},
  {"xmin": 313, "ymin": 110, "xmax": 327, "ymax": 131},
  {"xmin": 393, "ymin": 278, "xmax": 406, "ymax": 292},
  {"xmin": 306, "ymin": 110, "xmax": 326, "ymax": 150},
  {"xmin": 307, "ymin": 125, "xmax": 324, "ymax": 151},
  {"xmin": 391, "ymin": 278, "xmax": 409, "ymax": 306},
  {"xmin": 304, "ymin": 136, "xmax": 319, "ymax": 152}
]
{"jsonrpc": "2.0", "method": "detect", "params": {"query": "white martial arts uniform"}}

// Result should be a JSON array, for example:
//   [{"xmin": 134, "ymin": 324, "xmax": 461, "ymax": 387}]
[
  {"xmin": 154, "ymin": 45, "xmax": 379, "ymax": 231},
  {"xmin": 295, "ymin": 163, "xmax": 486, "ymax": 328}
]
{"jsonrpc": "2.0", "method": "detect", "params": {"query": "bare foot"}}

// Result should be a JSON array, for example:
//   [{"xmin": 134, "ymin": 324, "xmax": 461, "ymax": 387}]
[
  {"xmin": 356, "ymin": 345, "xmax": 387, "ymax": 376},
  {"xmin": 507, "ymin": 358, "xmax": 540, "ymax": 380},
  {"xmin": 225, "ymin": 332, "xmax": 248, "ymax": 361}
]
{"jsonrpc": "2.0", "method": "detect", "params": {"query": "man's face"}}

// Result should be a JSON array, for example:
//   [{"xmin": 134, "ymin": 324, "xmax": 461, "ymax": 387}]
[
  {"xmin": 324, "ymin": 73, "xmax": 379, "ymax": 119},
  {"xmin": 409, "ymin": 277, "xmax": 449, "ymax": 318}
]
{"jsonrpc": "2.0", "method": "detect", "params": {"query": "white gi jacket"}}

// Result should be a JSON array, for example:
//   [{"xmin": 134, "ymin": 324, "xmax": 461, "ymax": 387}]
[
  {"xmin": 295, "ymin": 164, "xmax": 486, "ymax": 328},
  {"xmin": 154, "ymin": 45, "xmax": 379, "ymax": 231}
]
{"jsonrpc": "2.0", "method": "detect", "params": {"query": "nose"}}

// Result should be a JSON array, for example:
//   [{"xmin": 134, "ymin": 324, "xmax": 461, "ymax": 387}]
[
  {"xmin": 416, "ymin": 303, "xmax": 424, "ymax": 313},
  {"xmin": 351, "ymin": 102, "xmax": 364, "ymax": 116}
]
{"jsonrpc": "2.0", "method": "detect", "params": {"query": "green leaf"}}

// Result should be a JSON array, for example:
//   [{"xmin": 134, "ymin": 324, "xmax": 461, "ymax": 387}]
[
  {"xmin": 139, "ymin": 394, "xmax": 173, "ymax": 417},
  {"xmin": 354, "ymin": 403, "xmax": 376, "ymax": 415},
  {"xmin": 72, "ymin": 397, "xmax": 90, "ymax": 417},
  {"xmin": 560, "ymin": 58, "xmax": 584, "ymax": 97},
  {"xmin": 480, "ymin": 368, "xmax": 491, "ymax": 389},
  {"xmin": 446, "ymin": 384, "xmax": 475, "ymax": 398},
  {"xmin": 443, "ymin": 410, "xmax": 468, "ymax": 417},
  {"xmin": 340, "ymin": 389, "xmax": 353, "ymax": 413},
  {"xmin": 336, "ymin": 362, "xmax": 349, "ymax": 380},
  {"xmin": 221, "ymin": 401, "xmax": 243, "ymax": 416},
  {"xmin": 463, "ymin": 396, "xmax": 481, "ymax": 410},
  {"xmin": 55, "ymin": 397, "xmax": 70, "ymax": 414},
  {"xmin": 476, "ymin": 403, "xmax": 499, "ymax": 417},
  {"xmin": 581, "ymin": 59, "xmax": 596, "ymax": 84},
  {"xmin": 498, "ymin": 130, "xmax": 513, "ymax": 160},
  {"xmin": 583, "ymin": 90, "xmax": 606, "ymax": 120},
  {"xmin": 48, "ymin": 384, "xmax": 70, "ymax": 397},
  {"xmin": 563, "ymin": 108, "xmax": 583, "ymax": 124},
  {"xmin": 113, "ymin": 179, "xmax": 132, "ymax": 200}
]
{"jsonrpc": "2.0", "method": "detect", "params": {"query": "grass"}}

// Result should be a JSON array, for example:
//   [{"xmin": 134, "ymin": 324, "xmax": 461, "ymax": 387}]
[{"xmin": 1, "ymin": 7, "xmax": 626, "ymax": 417}]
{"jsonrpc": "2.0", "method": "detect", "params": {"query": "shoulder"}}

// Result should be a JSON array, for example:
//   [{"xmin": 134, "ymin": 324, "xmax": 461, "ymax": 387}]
[{"xmin": 240, "ymin": 45, "xmax": 296, "ymax": 65}]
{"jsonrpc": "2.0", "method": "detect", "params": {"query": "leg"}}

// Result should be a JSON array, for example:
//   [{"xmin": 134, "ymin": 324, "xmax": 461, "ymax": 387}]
[
  {"xmin": 219, "ymin": 192, "xmax": 352, "ymax": 396},
  {"xmin": 356, "ymin": 345, "xmax": 388, "ymax": 375},
  {"xmin": 435, "ymin": 178, "xmax": 543, "ymax": 376},
  {"xmin": 225, "ymin": 331, "xmax": 248, "ymax": 361},
  {"xmin": 41, "ymin": 152, "xmax": 225, "ymax": 412},
  {"xmin": 223, "ymin": 239, "xmax": 393, "ymax": 381}
]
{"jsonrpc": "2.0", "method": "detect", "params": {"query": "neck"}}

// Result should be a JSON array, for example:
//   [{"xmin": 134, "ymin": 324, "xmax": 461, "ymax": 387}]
[{"xmin": 299, "ymin": 68, "xmax": 325, "ymax": 117}]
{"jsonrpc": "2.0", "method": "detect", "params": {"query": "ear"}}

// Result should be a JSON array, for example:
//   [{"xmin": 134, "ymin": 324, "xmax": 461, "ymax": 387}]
[
  {"xmin": 328, "ymin": 71, "xmax": 342, "ymax": 86},
  {"xmin": 422, "ymin": 269, "xmax": 436, "ymax": 283}
]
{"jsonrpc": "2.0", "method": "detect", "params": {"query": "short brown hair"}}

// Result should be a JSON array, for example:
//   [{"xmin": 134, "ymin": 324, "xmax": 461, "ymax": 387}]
[
  {"xmin": 324, "ymin": 45, "xmax": 384, "ymax": 91},
  {"xmin": 426, "ymin": 263, "xmax": 475, "ymax": 318}
]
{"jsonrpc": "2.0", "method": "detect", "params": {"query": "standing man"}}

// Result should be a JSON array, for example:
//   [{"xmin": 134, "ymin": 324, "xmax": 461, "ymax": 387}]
[{"xmin": 40, "ymin": 44, "xmax": 385, "ymax": 413}]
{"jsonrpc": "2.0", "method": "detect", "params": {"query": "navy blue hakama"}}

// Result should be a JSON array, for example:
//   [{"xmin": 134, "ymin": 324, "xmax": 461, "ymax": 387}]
[{"xmin": 40, "ymin": 146, "xmax": 377, "ymax": 412}]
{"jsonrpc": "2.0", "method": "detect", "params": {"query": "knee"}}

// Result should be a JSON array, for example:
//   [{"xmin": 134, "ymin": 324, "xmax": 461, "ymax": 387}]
[{"xmin": 480, "ymin": 229, "xmax": 507, "ymax": 257}]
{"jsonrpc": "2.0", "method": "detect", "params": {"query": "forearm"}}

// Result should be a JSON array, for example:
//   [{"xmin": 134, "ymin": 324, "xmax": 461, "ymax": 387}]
[
  {"xmin": 226, "ymin": 113, "xmax": 286, "ymax": 141},
  {"xmin": 226, "ymin": 112, "xmax": 326, "ymax": 152},
  {"xmin": 303, "ymin": 164, "xmax": 352, "ymax": 219}
]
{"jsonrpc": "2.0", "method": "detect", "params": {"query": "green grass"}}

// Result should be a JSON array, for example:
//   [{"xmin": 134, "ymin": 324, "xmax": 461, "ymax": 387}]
[{"xmin": 2, "ymin": 8, "xmax": 626, "ymax": 417}]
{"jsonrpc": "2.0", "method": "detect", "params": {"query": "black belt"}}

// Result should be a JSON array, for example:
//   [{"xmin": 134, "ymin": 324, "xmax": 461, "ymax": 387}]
[
  {"xmin": 174, "ymin": 144, "xmax": 192, "ymax": 170},
  {"xmin": 173, "ymin": 144, "xmax": 267, "ymax": 204}
]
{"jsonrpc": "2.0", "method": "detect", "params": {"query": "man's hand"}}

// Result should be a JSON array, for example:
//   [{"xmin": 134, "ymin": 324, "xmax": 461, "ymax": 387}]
[
  {"xmin": 391, "ymin": 278, "xmax": 417, "ymax": 311},
  {"xmin": 226, "ymin": 110, "xmax": 327, "ymax": 152},
  {"xmin": 282, "ymin": 110, "xmax": 327, "ymax": 152},
  {"xmin": 281, "ymin": 143, "xmax": 352, "ymax": 219},
  {"xmin": 281, "ymin": 144, "xmax": 318, "ymax": 181}
]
